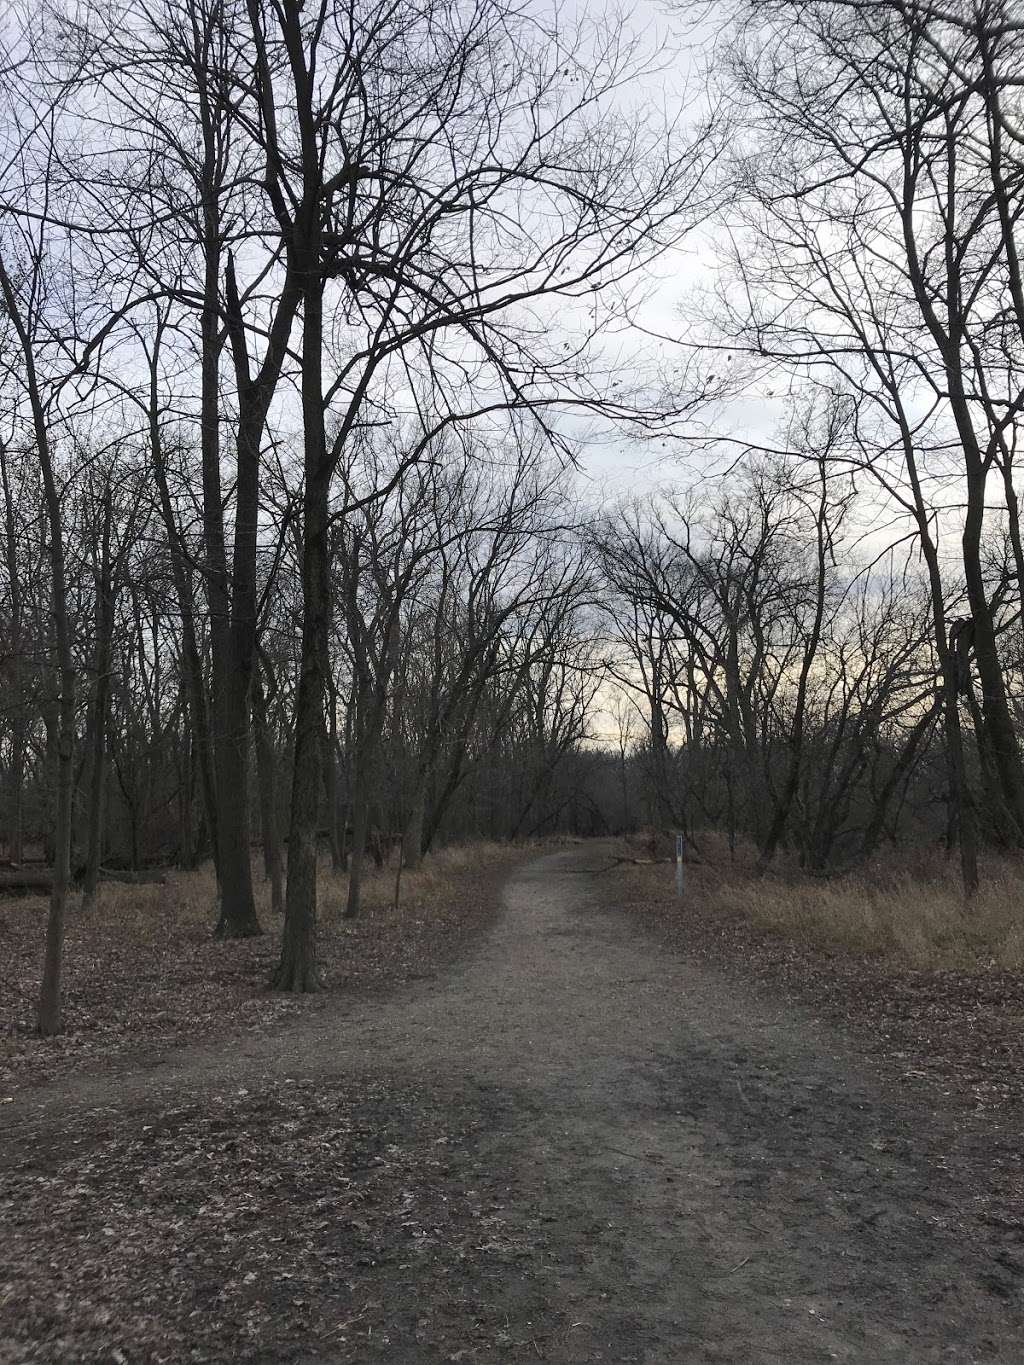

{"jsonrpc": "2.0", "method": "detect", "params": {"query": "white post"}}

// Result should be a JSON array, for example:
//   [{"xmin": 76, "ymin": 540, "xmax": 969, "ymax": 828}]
[{"xmin": 675, "ymin": 831, "xmax": 684, "ymax": 899}]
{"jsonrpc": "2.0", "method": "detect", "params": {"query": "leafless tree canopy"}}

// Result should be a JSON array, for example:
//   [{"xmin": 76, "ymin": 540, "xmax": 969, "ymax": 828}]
[{"xmin": 3, "ymin": 0, "xmax": 1024, "ymax": 1029}]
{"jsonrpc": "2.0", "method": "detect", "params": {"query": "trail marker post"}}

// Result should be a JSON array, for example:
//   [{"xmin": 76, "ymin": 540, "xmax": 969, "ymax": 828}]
[{"xmin": 675, "ymin": 832, "xmax": 684, "ymax": 900}]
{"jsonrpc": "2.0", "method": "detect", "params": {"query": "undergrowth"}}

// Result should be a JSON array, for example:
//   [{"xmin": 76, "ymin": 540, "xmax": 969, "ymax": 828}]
[{"xmin": 627, "ymin": 829, "xmax": 1024, "ymax": 970}]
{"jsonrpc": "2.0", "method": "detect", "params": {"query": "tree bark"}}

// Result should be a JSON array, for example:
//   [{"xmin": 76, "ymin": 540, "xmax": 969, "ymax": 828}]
[
  {"xmin": 215, "ymin": 219, "xmax": 303, "ymax": 935},
  {"xmin": 147, "ymin": 320, "xmax": 221, "ymax": 883},
  {"xmin": 252, "ymin": 661, "xmax": 284, "ymax": 917},
  {"xmin": 212, "ymin": 668, "xmax": 261, "ymax": 938},
  {"xmin": 0, "ymin": 256, "xmax": 76, "ymax": 1035},
  {"xmin": 344, "ymin": 748, "xmax": 371, "ymax": 920},
  {"xmin": 402, "ymin": 779, "xmax": 427, "ymax": 870},
  {"xmin": 178, "ymin": 719, "xmax": 197, "ymax": 870},
  {"xmin": 0, "ymin": 446, "xmax": 25, "ymax": 865},
  {"xmin": 322, "ymin": 665, "xmax": 343, "ymax": 871},
  {"xmin": 274, "ymin": 186, "xmax": 325, "ymax": 987},
  {"xmin": 961, "ymin": 473, "xmax": 1024, "ymax": 846},
  {"xmin": 81, "ymin": 484, "xmax": 115, "ymax": 913}
]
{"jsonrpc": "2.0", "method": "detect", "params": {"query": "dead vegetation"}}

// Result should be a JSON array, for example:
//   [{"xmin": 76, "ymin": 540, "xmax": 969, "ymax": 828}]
[
  {"xmin": 0, "ymin": 842, "xmax": 524, "ymax": 1094},
  {"xmin": 0, "ymin": 1073, "xmax": 521, "ymax": 1365},
  {"xmin": 626, "ymin": 829, "xmax": 1024, "ymax": 970},
  {"xmin": 617, "ymin": 831, "xmax": 1024, "ymax": 1117}
]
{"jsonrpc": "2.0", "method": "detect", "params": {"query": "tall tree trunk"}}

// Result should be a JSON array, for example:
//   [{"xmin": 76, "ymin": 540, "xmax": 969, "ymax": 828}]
[
  {"xmin": 0, "ymin": 257, "xmax": 75, "ymax": 1035},
  {"xmin": 252, "ymin": 662, "xmax": 284, "ymax": 917},
  {"xmin": 322, "ymin": 670, "xmax": 343, "ymax": 871},
  {"xmin": 194, "ymin": 36, "xmax": 235, "ymax": 919},
  {"xmin": 213, "ymin": 253, "xmax": 284, "ymax": 940},
  {"xmin": 9, "ymin": 707, "xmax": 25, "ymax": 864},
  {"xmin": 215, "ymin": 214, "xmax": 303, "ymax": 935},
  {"xmin": 757, "ymin": 461, "xmax": 830, "ymax": 875},
  {"xmin": 179, "ymin": 720, "xmax": 197, "ymax": 870},
  {"xmin": 274, "ymin": 212, "xmax": 326, "ymax": 988},
  {"xmin": 344, "ymin": 744, "xmax": 371, "ymax": 920},
  {"xmin": 961, "ymin": 475, "xmax": 1024, "ymax": 845},
  {"xmin": 336, "ymin": 702, "xmax": 353, "ymax": 872},
  {"xmin": 904, "ymin": 189, "xmax": 1024, "ymax": 845},
  {"xmin": 891, "ymin": 388, "xmax": 979, "ymax": 896},
  {"xmin": 402, "ymin": 777, "xmax": 427, "ymax": 870},
  {"xmin": 212, "ymin": 668, "xmax": 261, "ymax": 937},
  {"xmin": 0, "ymin": 446, "xmax": 25, "ymax": 864},
  {"xmin": 944, "ymin": 668, "xmax": 979, "ymax": 895},
  {"xmin": 276, "ymin": 498, "xmax": 327, "ymax": 983},
  {"xmin": 40, "ymin": 696, "xmax": 58, "ymax": 866},
  {"xmin": 147, "ymin": 325, "xmax": 220, "ymax": 883},
  {"xmin": 198, "ymin": 154, "xmax": 259, "ymax": 937},
  {"xmin": 40, "ymin": 682, "xmax": 74, "ymax": 1036},
  {"xmin": 81, "ymin": 484, "xmax": 114, "ymax": 913}
]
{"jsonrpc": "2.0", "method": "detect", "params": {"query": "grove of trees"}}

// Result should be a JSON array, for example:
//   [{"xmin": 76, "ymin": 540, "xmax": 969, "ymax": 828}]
[
  {"xmin": 4, "ymin": 0, "xmax": 1024, "ymax": 1031},
  {"xmin": 590, "ymin": 0, "xmax": 1024, "ymax": 890},
  {"xmin": 0, "ymin": 0, "xmax": 716, "ymax": 1029}
]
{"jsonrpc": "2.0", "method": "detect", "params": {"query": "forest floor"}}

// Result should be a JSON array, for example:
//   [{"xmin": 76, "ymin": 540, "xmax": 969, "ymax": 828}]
[
  {"xmin": 3, "ymin": 841, "xmax": 1024, "ymax": 1362},
  {"xmin": 0, "ymin": 844, "xmax": 522, "ymax": 1092}
]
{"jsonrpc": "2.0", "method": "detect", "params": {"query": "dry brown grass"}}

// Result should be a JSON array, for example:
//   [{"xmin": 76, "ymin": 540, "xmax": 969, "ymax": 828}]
[
  {"xmin": 626, "ymin": 829, "xmax": 1024, "ymax": 971},
  {"xmin": 76, "ymin": 838, "xmax": 519, "ymax": 929},
  {"xmin": 0, "ymin": 840, "xmax": 527, "ymax": 1091},
  {"xmin": 616, "ymin": 829, "xmax": 1024, "ymax": 1123}
]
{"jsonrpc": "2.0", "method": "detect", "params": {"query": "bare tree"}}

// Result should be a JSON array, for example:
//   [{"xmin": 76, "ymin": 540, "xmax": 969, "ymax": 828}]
[
  {"xmin": 700, "ymin": 0, "xmax": 1024, "ymax": 886},
  {"xmin": 0, "ymin": 239, "xmax": 77, "ymax": 1033},
  {"xmin": 257, "ymin": 0, "xmax": 718, "ymax": 988}
]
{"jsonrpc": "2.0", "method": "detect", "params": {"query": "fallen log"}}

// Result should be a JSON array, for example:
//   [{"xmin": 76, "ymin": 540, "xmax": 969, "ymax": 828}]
[
  {"xmin": 0, "ymin": 866, "xmax": 168, "ymax": 896},
  {"xmin": 97, "ymin": 868, "xmax": 168, "ymax": 886},
  {"xmin": 0, "ymin": 870, "xmax": 52, "ymax": 894},
  {"xmin": 567, "ymin": 853, "xmax": 703, "ymax": 876}
]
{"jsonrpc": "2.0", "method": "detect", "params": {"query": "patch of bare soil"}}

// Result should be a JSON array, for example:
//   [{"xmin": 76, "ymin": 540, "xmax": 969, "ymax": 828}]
[{"xmin": 4, "ymin": 843, "xmax": 1024, "ymax": 1363}]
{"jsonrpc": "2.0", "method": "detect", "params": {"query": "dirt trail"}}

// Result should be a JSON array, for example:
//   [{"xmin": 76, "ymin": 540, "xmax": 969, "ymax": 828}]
[{"xmin": 6, "ymin": 844, "xmax": 1024, "ymax": 1363}]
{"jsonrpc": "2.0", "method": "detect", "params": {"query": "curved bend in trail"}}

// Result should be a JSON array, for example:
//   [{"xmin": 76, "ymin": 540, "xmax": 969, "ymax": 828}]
[{"xmin": 8, "ymin": 844, "xmax": 1024, "ymax": 1362}]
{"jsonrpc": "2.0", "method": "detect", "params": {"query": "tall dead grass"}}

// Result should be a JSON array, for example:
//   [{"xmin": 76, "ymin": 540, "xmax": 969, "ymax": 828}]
[
  {"xmin": 313, "ymin": 839, "xmax": 518, "ymax": 929},
  {"xmin": 629, "ymin": 829, "xmax": 1024, "ymax": 971},
  {"xmin": 77, "ymin": 839, "xmax": 523, "ymax": 937}
]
